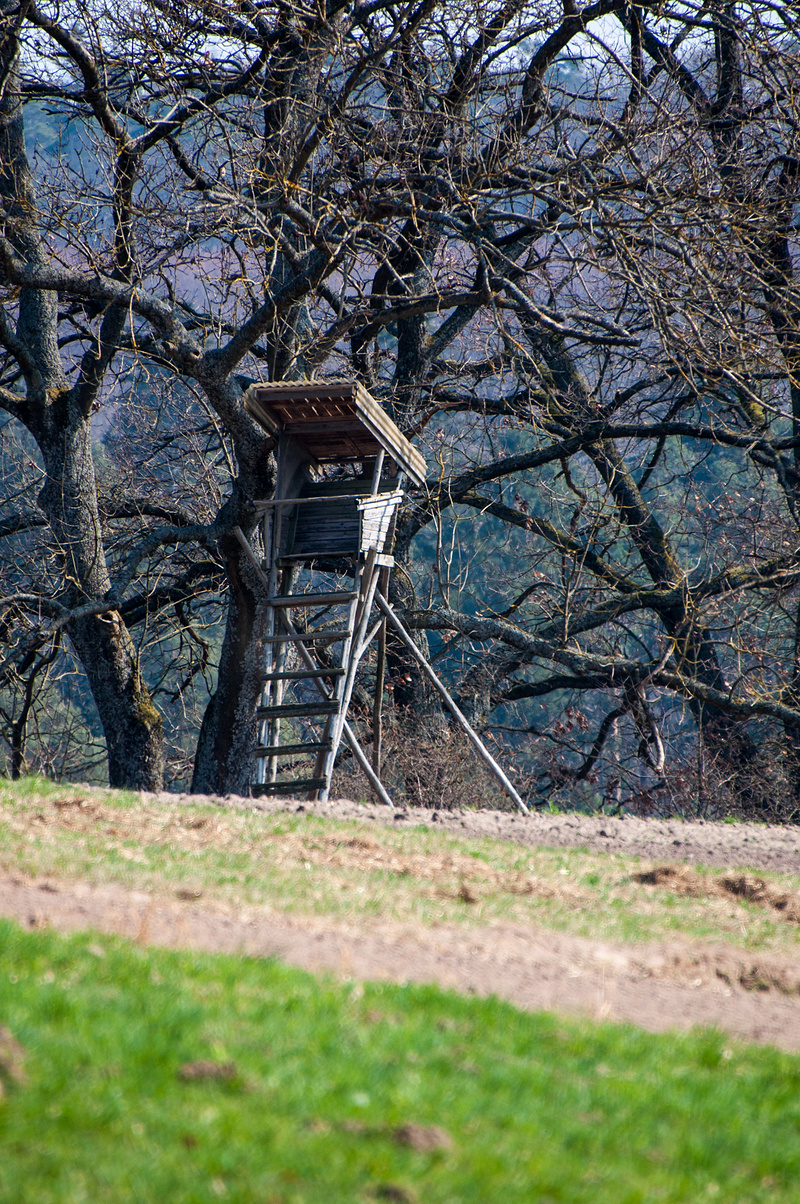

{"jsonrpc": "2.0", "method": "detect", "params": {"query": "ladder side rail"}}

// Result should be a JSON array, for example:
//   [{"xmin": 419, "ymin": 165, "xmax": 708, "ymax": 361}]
[
  {"xmin": 372, "ymin": 563, "xmax": 393, "ymax": 778},
  {"xmin": 310, "ymin": 712, "xmax": 335, "ymax": 792},
  {"xmin": 314, "ymin": 557, "xmax": 363, "ymax": 798},
  {"xmin": 266, "ymin": 598, "xmax": 394, "ymax": 807},
  {"xmin": 236, "ymin": 524, "xmax": 285, "ymax": 787},
  {"xmin": 255, "ymin": 509, "xmax": 274, "ymax": 787},
  {"xmin": 260, "ymin": 507, "xmax": 281, "ymax": 785},
  {"xmin": 368, "ymin": 479, "xmax": 401, "ymax": 783},
  {"xmin": 269, "ymin": 429, "xmax": 318, "ymax": 660},
  {"xmin": 268, "ymin": 565, "xmax": 296, "ymax": 784},
  {"xmin": 267, "ymin": 495, "xmax": 286, "ymax": 784},
  {"xmin": 266, "ymin": 509, "xmax": 287, "ymax": 785}
]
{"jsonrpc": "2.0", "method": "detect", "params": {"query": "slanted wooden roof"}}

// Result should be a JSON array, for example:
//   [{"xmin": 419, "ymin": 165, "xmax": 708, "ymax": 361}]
[{"xmin": 245, "ymin": 380, "xmax": 427, "ymax": 486}]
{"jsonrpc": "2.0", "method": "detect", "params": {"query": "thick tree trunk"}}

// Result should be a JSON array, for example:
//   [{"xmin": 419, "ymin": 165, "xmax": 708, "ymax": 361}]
[
  {"xmin": 190, "ymin": 383, "xmax": 276, "ymax": 796},
  {"xmin": 191, "ymin": 527, "xmax": 270, "ymax": 795},
  {"xmin": 35, "ymin": 407, "xmax": 164, "ymax": 789},
  {"xmin": 69, "ymin": 613, "xmax": 164, "ymax": 789},
  {"xmin": 0, "ymin": 13, "xmax": 163, "ymax": 790}
]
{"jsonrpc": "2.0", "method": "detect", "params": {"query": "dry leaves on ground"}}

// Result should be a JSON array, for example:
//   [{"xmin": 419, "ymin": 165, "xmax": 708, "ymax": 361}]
[
  {"xmin": 177, "ymin": 1060, "xmax": 238, "ymax": 1082},
  {"xmin": 392, "ymin": 1124, "xmax": 452, "ymax": 1152},
  {"xmin": 0, "ymin": 1025, "xmax": 27, "ymax": 1098},
  {"xmin": 635, "ymin": 865, "xmax": 800, "ymax": 923}
]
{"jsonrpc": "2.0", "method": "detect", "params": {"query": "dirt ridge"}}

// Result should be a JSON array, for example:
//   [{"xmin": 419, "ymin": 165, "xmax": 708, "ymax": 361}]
[
  {"xmin": 4, "ymin": 787, "xmax": 800, "ymax": 1052},
  {"xmin": 3, "ymin": 869, "xmax": 800, "ymax": 1052},
  {"xmin": 127, "ymin": 789, "xmax": 800, "ymax": 873}
]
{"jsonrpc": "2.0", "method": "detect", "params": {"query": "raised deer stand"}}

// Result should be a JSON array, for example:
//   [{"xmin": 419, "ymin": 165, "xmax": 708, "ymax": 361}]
[{"xmin": 237, "ymin": 380, "xmax": 527, "ymax": 813}]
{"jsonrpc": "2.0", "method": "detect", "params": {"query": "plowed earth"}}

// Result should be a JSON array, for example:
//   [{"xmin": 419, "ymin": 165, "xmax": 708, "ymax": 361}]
[{"xmin": 2, "ymin": 790, "xmax": 800, "ymax": 1051}]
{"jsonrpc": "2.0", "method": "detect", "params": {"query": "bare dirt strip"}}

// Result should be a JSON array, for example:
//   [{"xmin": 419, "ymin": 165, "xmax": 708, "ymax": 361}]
[
  {"xmin": 2, "ymin": 792, "xmax": 800, "ymax": 1051},
  {"xmin": 216, "ymin": 793, "xmax": 800, "ymax": 873}
]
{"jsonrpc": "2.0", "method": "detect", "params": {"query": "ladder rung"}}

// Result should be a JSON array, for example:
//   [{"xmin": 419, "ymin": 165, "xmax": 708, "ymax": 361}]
[
  {"xmin": 257, "ymin": 701, "xmax": 339, "ymax": 719},
  {"xmin": 268, "ymin": 591, "xmax": 357, "ymax": 607},
  {"xmin": 263, "ymin": 628, "xmax": 352, "ymax": 644},
  {"xmin": 253, "ymin": 778, "xmax": 328, "ymax": 796},
  {"xmin": 278, "ymin": 553, "xmax": 354, "ymax": 564},
  {"xmin": 256, "ymin": 741, "xmax": 331, "ymax": 757},
  {"xmin": 263, "ymin": 667, "xmax": 345, "ymax": 682}
]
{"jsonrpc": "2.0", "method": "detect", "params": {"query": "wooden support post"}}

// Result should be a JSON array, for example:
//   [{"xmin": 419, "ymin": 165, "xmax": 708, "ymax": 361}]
[
  {"xmin": 372, "ymin": 566, "xmax": 390, "ymax": 780},
  {"xmin": 319, "ymin": 547, "xmax": 379, "ymax": 803},
  {"xmin": 375, "ymin": 592, "xmax": 530, "ymax": 815},
  {"xmin": 369, "ymin": 449, "xmax": 385, "ymax": 495},
  {"xmin": 372, "ymin": 617, "xmax": 386, "ymax": 776},
  {"xmin": 371, "ymin": 495, "xmax": 399, "ymax": 785}
]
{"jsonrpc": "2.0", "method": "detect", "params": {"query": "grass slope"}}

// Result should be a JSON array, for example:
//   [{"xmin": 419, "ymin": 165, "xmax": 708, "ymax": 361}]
[
  {"xmin": 2, "ymin": 920, "xmax": 800, "ymax": 1204},
  {"xmin": 2, "ymin": 777, "xmax": 800, "ymax": 954}
]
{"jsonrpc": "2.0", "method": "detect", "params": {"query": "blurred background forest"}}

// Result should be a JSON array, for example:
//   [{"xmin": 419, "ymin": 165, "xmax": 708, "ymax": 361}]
[{"xmin": 1, "ymin": 0, "xmax": 800, "ymax": 819}]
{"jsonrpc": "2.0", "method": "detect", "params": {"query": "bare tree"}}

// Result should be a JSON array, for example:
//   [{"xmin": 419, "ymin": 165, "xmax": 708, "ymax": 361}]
[{"xmin": 1, "ymin": 0, "xmax": 799, "ymax": 814}]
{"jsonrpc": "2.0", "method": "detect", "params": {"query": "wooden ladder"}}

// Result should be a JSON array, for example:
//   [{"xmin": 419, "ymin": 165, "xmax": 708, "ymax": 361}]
[
  {"xmin": 237, "ymin": 444, "xmax": 400, "ymax": 803},
  {"xmin": 251, "ymin": 547, "xmax": 384, "ymax": 802}
]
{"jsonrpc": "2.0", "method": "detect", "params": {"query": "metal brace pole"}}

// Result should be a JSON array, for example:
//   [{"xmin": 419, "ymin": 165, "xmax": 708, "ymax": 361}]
[{"xmin": 375, "ymin": 592, "xmax": 529, "ymax": 814}]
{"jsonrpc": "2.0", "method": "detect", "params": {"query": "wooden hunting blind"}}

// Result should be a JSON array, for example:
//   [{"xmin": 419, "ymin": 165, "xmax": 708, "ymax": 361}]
[
  {"xmin": 236, "ymin": 380, "xmax": 527, "ymax": 812},
  {"xmin": 244, "ymin": 379, "xmax": 426, "ymax": 483}
]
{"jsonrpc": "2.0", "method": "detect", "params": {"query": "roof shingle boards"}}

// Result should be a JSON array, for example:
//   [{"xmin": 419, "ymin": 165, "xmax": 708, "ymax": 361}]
[{"xmin": 245, "ymin": 380, "xmax": 426, "ymax": 485}]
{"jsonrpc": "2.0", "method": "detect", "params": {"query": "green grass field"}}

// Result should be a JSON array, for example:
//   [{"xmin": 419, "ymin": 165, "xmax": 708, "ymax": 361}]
[
  {"xmin": 1, "ymin": 919, "xmax": 800, "ymax": 1204},
  {"xmin": 2, "ymin": 777, "xmax": 800, "ymax": 1201}
]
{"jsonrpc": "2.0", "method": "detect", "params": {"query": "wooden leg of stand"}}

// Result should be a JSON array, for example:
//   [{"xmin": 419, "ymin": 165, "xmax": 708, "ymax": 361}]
[{"xmin": 373, "ymin": 616, "xmax": 386, "ymax": 778}]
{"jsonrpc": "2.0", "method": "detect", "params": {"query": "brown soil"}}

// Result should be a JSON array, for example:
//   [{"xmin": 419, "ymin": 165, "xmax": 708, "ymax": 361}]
[
  {"xmin": 0, "ymin": 1023, "xmax": 27, "ymax": 1091},
  {"xmin": 3, "ymin": 789, "xmax": 800, "ymax": 1052}
]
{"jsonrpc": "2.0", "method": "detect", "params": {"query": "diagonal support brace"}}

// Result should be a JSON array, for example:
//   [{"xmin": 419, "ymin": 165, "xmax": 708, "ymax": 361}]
[{"xmin": 375, "ymin": 592, "xmax": 529, "ymax": 815}]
